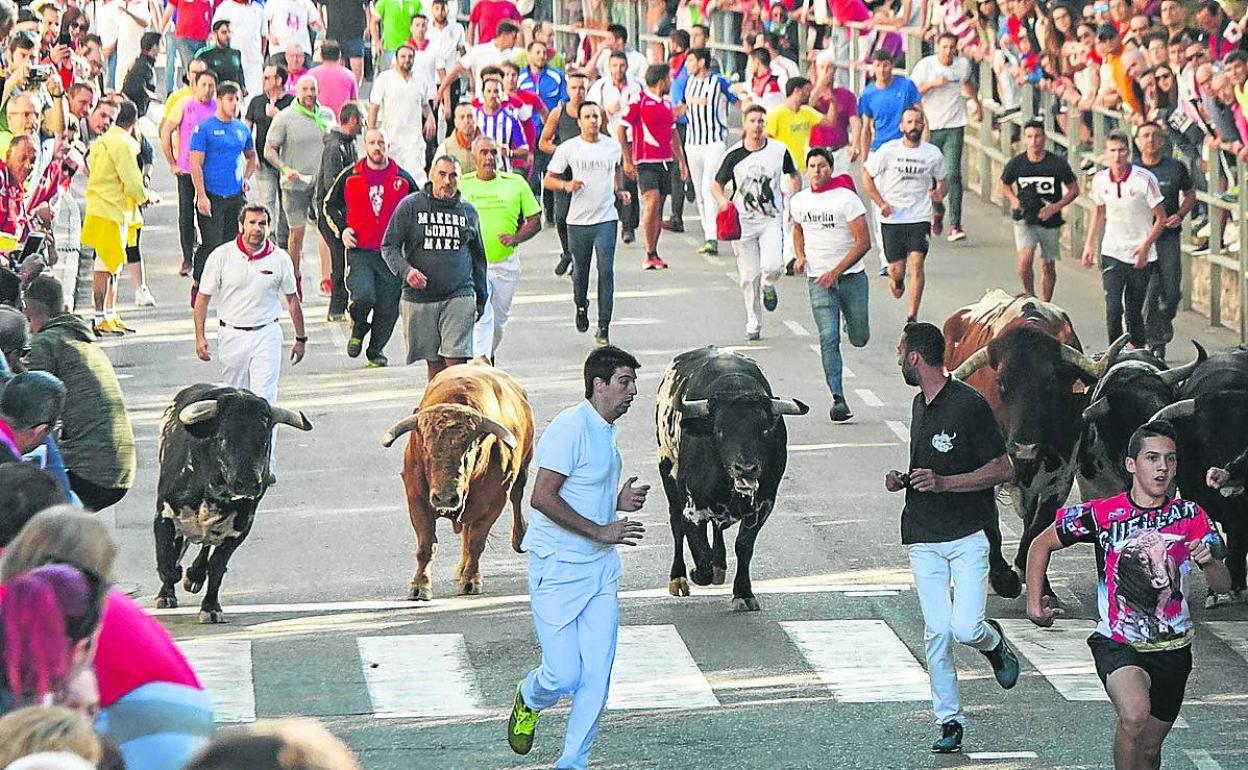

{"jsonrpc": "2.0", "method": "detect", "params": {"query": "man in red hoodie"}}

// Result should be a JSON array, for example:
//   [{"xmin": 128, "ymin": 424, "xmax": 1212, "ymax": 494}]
[{"xmin": 322, "ymin": 128, "xmax": 419, "ymax": 367}]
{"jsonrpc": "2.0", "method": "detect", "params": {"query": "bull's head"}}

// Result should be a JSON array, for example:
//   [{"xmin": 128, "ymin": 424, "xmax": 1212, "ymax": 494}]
[
  {"xmin": 178, "ymin": 393, "xmax": 312, "ymax": 499},
  {"xmin": 678, "ymin": 392, "xmax": 808, "ymax": 498},
  {"xmin": 381, "ymin": 404, "xmax": 517, "ymax": 517},
  {"xmin": 1153, "ymin": 390, "xmax": 1248, "ymax": 497}
]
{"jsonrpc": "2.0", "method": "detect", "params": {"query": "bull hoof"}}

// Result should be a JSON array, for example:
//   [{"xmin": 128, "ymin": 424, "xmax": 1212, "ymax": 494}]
[
  {"xmin": 182, "ymin": 577, "xmax": 204, "ymax": 594},
  {"xmin": 155, "ymin": 595, "xmax": 177, "ymax": 609},
  {"xmin": 690, "ymin": 566, "xmax": 714, "ymax": 586},
  {"xmin": 407, "ymin": 585, "xmax": 432, "ymax": 601},
  {"xmin": 731, "ymin": 596, "xmax": 761, "ymax": 612},
  {"xmin": 458, "ymin": 578, "xmax": 482, "ymax": 596},
  {"xmin": 197, "ymin": 609, "xmax": 226, "ymax": 624},
  {"xmin": 668, "ymin": 577, "xmax": 690, "ymax": 597},
  {"xmin": 711, "ymin": 567, "xmax": 727, "ymax": 585},
  {"xmin": 989, "ymin": 566, "xmax": 1023, "ymax": 599}
]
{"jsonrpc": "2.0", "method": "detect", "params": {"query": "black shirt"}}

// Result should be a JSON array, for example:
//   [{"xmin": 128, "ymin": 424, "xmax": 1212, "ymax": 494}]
[
  {"xmin": 246, "ymin": 92, "xmax": 295, "ymax": 171},
  {"xmin": 120, "ymin": 54, "xmax": 157, "ymax": 118},
  {"xmin": 902, "ymin": 378, "xmax": 1007, "ymax": 545},
  {"xmin": 1000, "ymin": 150, "xmax": 1077, "ymax": 228},
  {"xmin": 320, "ymin": 0, "xmax": 368, "ymax": 41},
  {"xmin": 196, "ymin": 45, "xmax": 245, "ymax": 90},
  {"xmin": 1140, "ymin": 157, "xmax": 1192, "ymax": 230}
]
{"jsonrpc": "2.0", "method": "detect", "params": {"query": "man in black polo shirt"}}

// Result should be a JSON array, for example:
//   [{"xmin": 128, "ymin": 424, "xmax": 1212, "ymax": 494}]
[
  {"xmin": 1136, "ymin": 121, "xmax": 1195, "ymax": 360},
  {"xmin": 885, "ymin": 322, "xmax": 1020, "ymax": 754}
]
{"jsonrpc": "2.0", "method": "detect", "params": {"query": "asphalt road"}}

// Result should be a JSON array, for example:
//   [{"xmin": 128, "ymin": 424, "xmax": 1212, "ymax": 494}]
[{"xmin": 90, "ymin": 156, "xmax": 1248, "ymax": 770}]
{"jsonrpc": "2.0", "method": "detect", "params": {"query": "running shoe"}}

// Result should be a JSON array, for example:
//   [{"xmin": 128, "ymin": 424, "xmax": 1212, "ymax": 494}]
[
  {"xmin": 365, "ymin": 354, "xmax": 388, "ymax": 368},
  {"xmin": 622, "ymin": 228, "xmax": 635, "ymax": 244},
  {"xmin": 651, "ymin": 254, "xmax": 669, "ymax": 269},
  {"xmin": 346, "ymin": 337, "xmax": 363, "ymax": 358},
  {"xmin": 93, "ymin": 319, "xmax": 122, "ymax": 337},
  {"xmin": 762, "ymin": 286, "xmax": 778, "ymax": 312},
  {"xmin": 931, "ymin": 721, "xmax": 963, "ymax": 753},
  {"xmin": 326, "ymin": 313, "xmax": 346, "ymax": 322},
  {"xmin": 947, "ymin": 226, "xmax": 966, "ymax": 242},
  {"xmin": 931, "ymin": 201, "xmax": 945, "ymax": 236},
  {"xmin": 179, "ymin": 261, "xmax": 192, "ymax": 277},
  {"xmin": 135, "ymin": 285, "xmax": 157, "ymax": 307},
  {"xmin": 507, "ymin": 683, "xmax": 540, "ymax": 755},
  {"xmin": 662, "ymin": 219, "xmax": 685, "ymax": 233},
  {"xmin": 829, "ymin": 395, "xmax": 853, "ymax": 422},
  {"xmin": 112, "ymin": 316, "xmax": 137, "ymax": 333},
  {"xmin": 575, "ymin": 306, "xmax": 589, "ymax": 333},
  {"xmin": 697, "ymin": 240, "xmax": 718, "ymax": 255},
  {"xmin": 594, "ymin": 326, "xmax": 609, "ymax": 346},
  {"xmin": 745, "ymin": 330, "xmax": 760, "ymax": 341},
  {"xmin": 981, "ymin": 619, "xmax": 1020, "ymax": 689},
  {"xmin": 554, "ymin": 253, "xmax": 573, "ymax": 276}
]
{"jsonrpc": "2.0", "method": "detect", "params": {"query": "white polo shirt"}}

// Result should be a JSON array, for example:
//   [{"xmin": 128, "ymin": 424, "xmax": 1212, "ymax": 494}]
[
  {"xmin": 522, "ymin": 400, "xmax": 622, "ymax": 563},
  {"xmin": 1089, "ymin": 165, "xmax": 1165, "ymax": 264},
  {"xmin": 199, "ymin": 239, "xmax": 297, "ymax": 328},
  {"xmin": 789, "ymin": 186, "xmax": 869, "ymax": 275},
  {"xmin": 371, "ymin": 69, "xmax": 433, "ymax": 140}
]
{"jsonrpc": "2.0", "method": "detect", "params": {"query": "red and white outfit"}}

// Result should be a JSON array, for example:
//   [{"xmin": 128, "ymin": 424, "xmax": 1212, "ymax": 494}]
[
  {"xmin": 1088, "ymin": 165, "xmax": 1164, "ymax": 265},
  {"xmin": 620, "ymin": 88, "xmax": 676, "ymax": 164}
]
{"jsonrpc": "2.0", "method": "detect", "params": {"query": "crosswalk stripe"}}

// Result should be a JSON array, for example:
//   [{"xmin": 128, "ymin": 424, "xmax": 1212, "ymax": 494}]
[
  {"xmin": 608, "ymin": 625, "xmax": 720, "ymax": 710},
  {"xmin": 995, "ymin": 620, "xmax": 1106, "ymax": 701},
  {"xmin": 1185, "ymin": 749, "xmax": 1223, "ymax": 769},
  {"xmin": 1204, "ymin": 622, "xmax": 1248, "ymax": 663},
  {"xmin": 781, "ymin": 619, "xmax": 929, "ymax": 701},
  {"xmin": 886, "ymin": 420, "xmax": 910, "ymax": 442},
  {"xmin": 359, "ymin": 635, "xmax": 484, "ymax": 719},
  {"xmin": 177, "ymin": 639, "xmax": 256, "ymax": 723}
]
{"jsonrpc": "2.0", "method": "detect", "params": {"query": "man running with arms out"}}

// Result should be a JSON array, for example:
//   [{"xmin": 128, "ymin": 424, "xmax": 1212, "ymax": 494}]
[
  {"xmin": 863, "ymin": 107, "xmax": 946, "ymax": 322},
  {"xmin": 1000, "ymin": 120, "xmax": 1079, "ymax": 302},
  {"xmin": 1026, "ymin": 420, "xmax": 1229, "ymax": 770},
  {"xmin": 790, "ymin": 147, "xmax": 870, "ymax": 423},
  {"xmin": 507, "ymin": 345, "xmax": 648, "ymax": 770},
  {"xmin": 886, "ymin": 321, "xmax": 1021, "ymax": 754}
]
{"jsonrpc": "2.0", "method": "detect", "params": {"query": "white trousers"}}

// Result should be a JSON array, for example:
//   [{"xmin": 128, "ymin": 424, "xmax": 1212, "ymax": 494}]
[
  {"xmin": 733, "ymin": 218, "xmax": 784, "ymax": 334},
  {"xmin": 685, "ymin": 140, "xmax": 726, "ymax": 243},
  {"xmin": 392, "ymin": 140, "xmax": 429, "ymax": 186},
  {"xmin": 522, "ymin": 550, "xmax": 621, "ymax": 770},
  {"xmin": 218, "ymin": 322, "xmax": 283, "ymax": 469},
  {"xmin": 907, "ymin": 530, "xmax": 1002, "ymax": 726},
  {"xmin": 471, "ymin": 255, "xmax": 521, "ymax": 359}
]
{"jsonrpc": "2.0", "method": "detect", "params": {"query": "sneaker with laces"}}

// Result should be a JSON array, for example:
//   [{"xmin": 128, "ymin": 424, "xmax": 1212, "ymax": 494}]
[
  {"xmin": 112, "ymin": 317, "xmax": 137, "ymax": 333},
  {"xmin": 931, "ymin": 721, "xmax": 963, "ymax": 753},
  {"xmin": 829, "ymin": 395, "xmax": 853, "ymax": 422},
  {"xmin": 762, "ymin": 286, "xmax": 778, "ymax": 312},
  {"xmin": 931, "ymin": 202, "xmax": 945, "ymax": 236},
  {"xmin": 594, "ymin": 326, "xmax": 609, "ymax": 346},
  {"xmin": 946, "ymin": 226, "xmax": 966, "ymax": 242},
  {"xmin": 507, "ymin": 683, "xmax": 540, "ymax": 755},
  {"xmin": 135, "ymin": 285, "xmax": 157, "ymax": 307},
  {"xmin": 365, "ymin": 354, "xmax": 388, "ymax": 368},
  {"xmin": 346, "ymin": 337, "xmax": 363, "ymax": 358},
  {"xmin": 555, "ymin": 253, "xmax": 573, "ymax": 276},
  {"xmin": 981, "ymin": 619, "xmax": 1020, "ymax": 689},
  {"xmin": 575, "ymin": 306, "xmax": 589, "ymax": 333},
  {"xmin": 697, "ymin": 240, "xmax": 718, "ymax": 255}
]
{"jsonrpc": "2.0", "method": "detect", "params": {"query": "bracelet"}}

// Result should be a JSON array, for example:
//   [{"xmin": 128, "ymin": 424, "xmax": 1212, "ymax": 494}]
[{"xmin": 295, "ymin": 336, "xmax": 308, "ymax": 343}]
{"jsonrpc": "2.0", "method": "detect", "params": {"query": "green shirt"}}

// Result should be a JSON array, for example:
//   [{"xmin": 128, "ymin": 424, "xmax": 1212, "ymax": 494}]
[
  {"xmin": 376, "ymin": 0, "xmax": 423, "ymax": 50},
  {"xmin": 458, "ymin": 171, "xmax": 541, "ymax": 263}
]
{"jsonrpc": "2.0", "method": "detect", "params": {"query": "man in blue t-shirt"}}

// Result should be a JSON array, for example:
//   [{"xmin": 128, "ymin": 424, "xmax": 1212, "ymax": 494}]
[
  {"xmin": 189, "ymin": 81, "xmax": 258, "ymax": 291},
  {"xmin": 856, "ymin": 49, "xmax": 922, "ymax": 159}
]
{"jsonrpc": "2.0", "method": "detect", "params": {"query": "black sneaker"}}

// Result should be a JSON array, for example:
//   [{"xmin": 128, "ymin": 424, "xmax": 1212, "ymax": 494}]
[
  {"xmin": 684, "ymin": 180, "xmax": 696, "ymax": 202},
  {"xmin": 829, "ymin": 395, "xmax": 853, "ymax": 422},
  {"xmin": 575, "ymin": 306, "xmax": 589, "ymax": 333},
  {"xmin": 662, "ymin": 219, "xmax": 685, "ymax": 233},
  {"xmin": 346, "ymin": 337, "xmax": 363, "ymax": 358},
  {"xmin": 931, "ymin": 721, "xmax": 963, "ymax": 753},
  {"xmin": 981, "ymin": 619, "xmax": 1020, "ymax": 690},
  {"xmin": 622, "ymin": 228, "xmax": 635, "ymax": 244},
  {"xmin": 555, "ymin": 253, "xmax": 572, "ymax": 276}
]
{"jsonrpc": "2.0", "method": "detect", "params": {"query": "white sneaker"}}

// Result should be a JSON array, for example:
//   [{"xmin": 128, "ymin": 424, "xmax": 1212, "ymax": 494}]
[{"xmin": 135, "ymin": 286, "xmax": 156, "ymax": 307}]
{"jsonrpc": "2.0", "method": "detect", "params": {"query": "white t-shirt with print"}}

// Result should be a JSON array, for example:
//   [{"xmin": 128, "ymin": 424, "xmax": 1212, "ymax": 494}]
[
  {"xmin": 547, "ymin": 135, "xmax": 623, "ymax": 226},
  {"xmin": 789, "ymin": 186, "xmax": 869, "ymax": 274},
  {"xmin": 863, "ymin": 138, "xmax": 947, "ymax": 224},
  {"xmin": 265, "ymin": 0, "xmax": 319, "ymax": 54},
  {"xmin": 1089, "ymin": 166, "xmax": 1165, "ymax": 264}
]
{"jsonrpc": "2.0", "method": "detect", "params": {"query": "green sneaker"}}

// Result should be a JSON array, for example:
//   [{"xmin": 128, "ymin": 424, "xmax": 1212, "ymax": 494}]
[
  {"xmin": 346, "ymin": 337, "xmax": 363, "ymax": 358},
  {"xmin": 507, "ymin": 683, "xmax": 539, "ymax": 755},
  {"xmin": 762, "ymin": 286, "xmax": 778, "ymax": 312},
  {"xmin": 366, "ymin": 353, "xmax": 388, "ymax": 368}
]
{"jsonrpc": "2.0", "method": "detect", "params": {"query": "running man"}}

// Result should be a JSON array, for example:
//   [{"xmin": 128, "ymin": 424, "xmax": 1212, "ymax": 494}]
[
  {"xmin": 508, "ymin": 345, "xmax": 648, "ymax": 770},
  {"xmin": 1026, "ymin": 420, "xmax": 1229, "ymax": 770},
  {"xmin": 538, "ymin": 70, "xmax": 591, "ymax": 275},
  {"xmin": 1137, "ymin": 121, "xmax": 1196, "ymax": 360},
  {"xmin": 863, "ymin": 107, "xmax": 946, "ymax": 322},
  {"xmin": 679, "ymin": 48, "xmax": 737, "ymax": 257}
]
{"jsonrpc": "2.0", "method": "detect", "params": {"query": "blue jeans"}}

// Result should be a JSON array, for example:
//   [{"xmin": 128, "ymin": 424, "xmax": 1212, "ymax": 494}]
[
  {"xmin": 568, "ymin": 221, "xmax": 618, "ymax": 327},
  {"xmin": 175, "ymin": 36, "xmax": 204, "ymax": 88},
  {"xmin": 807, "ymin": 271, "xmax": 870, "ymax": 397},
  {"xmin": 164, "ymin": 30, "xmax": 178, "ymax": 93},
  {"xmin": 929, "ymin": 127, "xmax": 965, "ymax": 228}
]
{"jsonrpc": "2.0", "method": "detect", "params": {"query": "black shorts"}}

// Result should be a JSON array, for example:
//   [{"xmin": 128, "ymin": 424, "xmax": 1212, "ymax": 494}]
[
  {"xmin": 1088, "ymin": 633, "xmax": 1193, "ymax": 723},
  {"xmin": 637, "ymin": 162, "xmax": 672, "ymax": 195},
  {"xmin": 339, "ymin": 37, "xmax": 365, "ymax": 59},
  {"xmin": 881, "ymin": 221, "xmax": 931, "ymax": 263}
]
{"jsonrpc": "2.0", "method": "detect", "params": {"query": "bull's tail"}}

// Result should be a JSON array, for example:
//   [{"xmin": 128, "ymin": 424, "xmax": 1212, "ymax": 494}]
[{"xmin": 509, "ymin": 465, "xmax": 529, "ymax": 554}]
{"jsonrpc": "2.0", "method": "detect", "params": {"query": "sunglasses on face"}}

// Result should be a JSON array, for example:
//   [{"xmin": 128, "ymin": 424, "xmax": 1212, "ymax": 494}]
[{"xmin": 1158, "ymin": 72, "xmax": 1173, "ymax": 79}]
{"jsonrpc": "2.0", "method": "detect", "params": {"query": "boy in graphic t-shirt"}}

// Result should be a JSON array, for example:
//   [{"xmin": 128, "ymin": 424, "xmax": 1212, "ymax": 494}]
[{"xmin": 1026, "ymin": 420, "xmax": 1229, "ymax": 770}]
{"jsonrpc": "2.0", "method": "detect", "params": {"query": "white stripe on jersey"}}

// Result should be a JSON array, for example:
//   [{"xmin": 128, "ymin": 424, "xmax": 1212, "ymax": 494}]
[{"xmin": 684, "ymin": 75, "xmax": 732, "ymax": 146}]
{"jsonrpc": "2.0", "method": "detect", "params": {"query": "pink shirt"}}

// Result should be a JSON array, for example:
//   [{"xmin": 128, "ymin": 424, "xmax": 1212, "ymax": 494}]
[
  {"xmin": 177, "ymin": 99, "xmax": 217, "ymax": 173},
  {"xmin": 95, "ymin": 591, "xmax": 202, "ymax": 707},
  {"xmin": 307, "ymin": 62, "xmax": 359, "ymax": 118}
]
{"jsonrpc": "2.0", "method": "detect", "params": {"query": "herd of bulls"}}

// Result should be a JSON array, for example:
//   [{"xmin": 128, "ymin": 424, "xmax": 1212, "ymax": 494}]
[{"xmin": 145, "ymin": 289, "xmax": 1248, "ymax": 623}]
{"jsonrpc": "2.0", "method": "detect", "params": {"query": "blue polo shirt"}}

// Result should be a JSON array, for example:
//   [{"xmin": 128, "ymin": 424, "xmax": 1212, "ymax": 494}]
[
  {"xmin": 187, "ymin": 115, "xmax": 253, "ymax": 197},
  {"xmin": 518, "ymin": 65, "xmax": 568, "ymax": 112},
  {"xmin": 858, "ymin": 75, "xmax": 921, "ymax": 152},
  {"xmin": 670, "ymin": 64, "xmax": 690, "ymax": 126}
]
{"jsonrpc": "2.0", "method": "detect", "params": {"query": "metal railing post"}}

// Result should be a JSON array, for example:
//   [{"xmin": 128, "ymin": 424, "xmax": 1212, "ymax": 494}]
[
  {"xmin": 1240, "ymin": 156, "xmax": 1247, "ymax": 343},
  {"xmin": 977, "ymin": 58, "xmax": 991, "ymax": 200}
]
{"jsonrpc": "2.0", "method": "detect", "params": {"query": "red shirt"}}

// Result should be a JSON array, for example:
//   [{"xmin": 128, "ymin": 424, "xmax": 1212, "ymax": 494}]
[
  {"xmin": 622, "ymin": 89, "xmax": 676, "ymax": 164},
  {"xmin": 469, "ymin": 0, "xmax": 521, "ymax": 43},
  {"xmin": 173, "ymin": 0, "xmax": 217, "ymax": 40},
  {"xmin": 751, "ymin": 72, "xmax": 782, "ymax": 101}
]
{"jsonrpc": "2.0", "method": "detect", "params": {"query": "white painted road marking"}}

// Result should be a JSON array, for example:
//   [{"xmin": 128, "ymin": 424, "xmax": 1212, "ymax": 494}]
[
  {"xmin": 1185, "ymin": 749, "xmax": 1223, "ymax": 770},
  {"xmin": 178, "ymin": 639, "xmax": 256, "ymax": 722},
  {"xmin": 966, "ymin": 751, "xmax": 1039, "ymax": 761},
  {"xmin": 789, "ymin": 441, "xmax": 899, "ymax": 452},
  {"xmin": 784, "ymin": 320, "xmax": 811, "ymax": 337},
  {"xmin": 995, "ymin": 620, "xmax": 1106, "ymax": 701},
  {"xmin": 359, "ymin": 635, "xmax": 483, "ymax": 718},
  {"xmin": 608, "ymin": 625, "xmax": 719, "ymax": 710},
  {"xmin": 1205, "ymin": 622, "xmax": 1248, "ymax": 664},
  {"xmin": 855, "ymin": 389, "xmax": 885, "ymax": 407},
  {"xmin": 781, "ymin": 619, "xmax": 929, "ymax": 701},
  {"xmin": 886, "ymin": 420, "xmax": 910, "ymax": 442}
]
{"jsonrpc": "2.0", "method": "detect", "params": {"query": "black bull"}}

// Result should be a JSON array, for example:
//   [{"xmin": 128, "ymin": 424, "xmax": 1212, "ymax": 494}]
[
  {"xmin": 154, "ymin": 384, "xmax": 312, "ymax": 623},
  {"xmin": 656, "ymin": 348, "xmax": 808, "ymax": 612}
]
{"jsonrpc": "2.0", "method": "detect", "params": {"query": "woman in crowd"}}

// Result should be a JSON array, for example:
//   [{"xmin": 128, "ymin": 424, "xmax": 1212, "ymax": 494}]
[{"xmin": 0, "ymin": 706, "xmax": 101, "ymax": 768}]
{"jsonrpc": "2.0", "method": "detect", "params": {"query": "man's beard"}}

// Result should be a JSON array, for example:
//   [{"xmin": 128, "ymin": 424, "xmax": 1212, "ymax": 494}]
[
  {"xmin": 904, "ymin": 129, "xmax": 922, "ymax": 142},
  {"xmin": 902, "ymin": 362, "xmax": 920, "ymax": 386}
]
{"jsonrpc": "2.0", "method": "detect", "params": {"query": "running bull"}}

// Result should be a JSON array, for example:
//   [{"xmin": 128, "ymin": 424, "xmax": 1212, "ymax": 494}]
[
  {"xmin": 154, "ymin": 384, "xmax": 313, "ymax": 623},
  {"xmin": 946, "ymin": 289, "xmax": 1125, "ymax": 597},
  {"xmin": 1152, "ymin": 345, "xmax": 1248, "ymax": 605},
  {"xmin": 381, "ymin": 363, "xmax": 534, "ymax": 600},
  {"xmin": 657, "ymin": 347, "xmax": 808, "ymax": 611}
]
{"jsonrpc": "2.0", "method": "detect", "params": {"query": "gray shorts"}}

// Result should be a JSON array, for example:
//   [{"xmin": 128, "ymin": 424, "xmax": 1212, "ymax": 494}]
[
  {"xmin": 400, "ymin": 295, "xmax": 475, "ymax": 363},
  {"xmin": 1013, "ymin": 221, "xmax": 1062, "ymax": 262},
  {"xmin": 281, "ymin": 186, "xmax": 314, "ymax": 229}
]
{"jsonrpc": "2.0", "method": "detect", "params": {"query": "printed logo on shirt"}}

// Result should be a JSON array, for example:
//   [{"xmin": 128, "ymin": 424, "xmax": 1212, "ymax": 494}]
[
  {"xmin": 931, "ymin": 430, "xmax": 956, "ymax": 453},
  {"xmin": 415, "ymin": 209, "xmax": 466, "ymax": 251},
  {"xmin": 740, "ymin": 171, "xmax": 780, "ymax": 218},
  {"xmin": 369, "ymin": 184, "xmax": 384, "ymax": 216},
  {"xmin": 1017, "ymin": 175, "xmax": 1056, "ymax": 195}
]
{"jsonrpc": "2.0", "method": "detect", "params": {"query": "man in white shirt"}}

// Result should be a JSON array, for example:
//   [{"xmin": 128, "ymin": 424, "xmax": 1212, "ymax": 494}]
[
  {"xmin": 507, "ymin": 345, "xmax": 647, "ymax": 770},
  {"xmin": 863, "ymin": 107, "xmax": 946, "ymax": 322},
  {"xmin": 590, "ymin": 22, "xmax": 647, "ymax": 80},
  {"xmin": 264, "ymin": 0, "xmax": 322, "ymax": 55},
  {"xmin": 214, "ymin": 0, "xmax": 267, "ymax": 97},
  {"xmin": 790, "ymin": 147, "xmax": 871, "ymax": 423},
  {"xmin": 544, "ymin": 101, "xmax": 629, "ymax": 345},
  {"xmin": 586, "ymin": 51, "xmax": 641, "ymax": 242},
  {"xmin": 426, "ymin": 0, "xmax": 467, "ymax": 137},
  {"xmin": 1082, "ymin": 129, "xmax": 1166, "ymax": 347},
  {"xmin": 110, "ymin": 0, "xmax": 150, "ymax": 91},
  {"xmin": 369, "ymin": 45, "xmax": 437, "ymax": 184},
  {"xmin": 435, "ymin": 18, "xmax": 519, "ymax": 100},
  {"xmin": 910, "ymin": 32, "xmax": 980, "ymax": 242}
]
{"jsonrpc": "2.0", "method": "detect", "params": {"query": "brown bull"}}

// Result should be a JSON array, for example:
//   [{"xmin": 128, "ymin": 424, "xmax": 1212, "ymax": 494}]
[{"xmin": 381, "ymin": 363, "xmax": 534, "ymax": 600}]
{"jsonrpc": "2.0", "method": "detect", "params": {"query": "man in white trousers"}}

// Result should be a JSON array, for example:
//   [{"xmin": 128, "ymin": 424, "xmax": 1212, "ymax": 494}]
[
  {"xmin": 193, "ymin": 204, "xmax": 307, "ymax": 474},
  {"xmin": 508, "ymin": 344, "xmax": 648, "ymax": 770},
  {"xmin": 678, "ymin": 47, "xmax": 737, "ymax": 256},
  {"xmin": 458, "ymin": 136, "xmax": 541, "ymax": 363}
]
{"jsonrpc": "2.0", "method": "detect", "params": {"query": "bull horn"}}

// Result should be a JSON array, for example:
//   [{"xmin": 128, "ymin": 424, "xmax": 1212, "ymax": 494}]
[
  {"xmin": 381, "ymin": 412, "xmax": 421, "ymax": 448},
  {"xmin": 1062, "ymin": 335, "xmax": 1129, "ymax": 380},
  {"xmin": 477, "ymin": 415, "xmax": 518, "ymax": 449},
  {"xmin": 1151, "ymin": 399, "xmax": 1197, "ymax": 424},
  {"xmin": 178, "ymin": 400, "xmax": 219, "ymax": 425},
  {"xmin": 950, "ymin": 348, "xmax": 990, "ymax": 380},
  {"xmin": 1082, "ymin": 398, "xmax": 1111, "ymax": 423},
  {"xmin": 678, "ymin": 399, "xmax": 710, "ymax": 418},
  {"xmin": 770, "ymin": 398, "xmax": 810, "ymax": 416},
  {"xmin": 1158, "ymin": 341, "xmax": 1208, "ymax": 386},
  {"xmin": 271, "ymin": 407, "xmax": 312, "ymax": 431}
]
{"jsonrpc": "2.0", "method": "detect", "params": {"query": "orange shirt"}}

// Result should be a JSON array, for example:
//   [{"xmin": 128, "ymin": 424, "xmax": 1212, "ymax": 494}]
[{"xmin": 1106, "ymin": 52, "xmax": 1143, "ymax": 115}]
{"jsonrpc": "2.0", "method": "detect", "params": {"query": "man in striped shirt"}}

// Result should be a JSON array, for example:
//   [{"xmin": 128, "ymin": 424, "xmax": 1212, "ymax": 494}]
[
  {"xmin": 678, "ymin": 48, "xmax": 737, "ymax": 255},
  {"xmin": 475, "ymin": 76, "xmax": 529, "ymax": 173}
]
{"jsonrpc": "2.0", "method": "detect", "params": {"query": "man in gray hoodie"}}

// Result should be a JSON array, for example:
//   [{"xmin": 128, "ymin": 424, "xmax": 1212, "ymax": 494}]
[{"xmin": 382, "ymin": 155, "xmax": 488, "ymax": 382}]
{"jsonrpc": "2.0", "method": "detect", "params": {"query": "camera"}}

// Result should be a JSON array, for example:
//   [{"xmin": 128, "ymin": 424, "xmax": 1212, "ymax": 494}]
[
  {"xmin": 1012, "ymin": 207, "xmax": 1026, "ymax": 221},
  {"xmin": 26, "ymin": 64, "xmax": 54, "ymax": 84}
]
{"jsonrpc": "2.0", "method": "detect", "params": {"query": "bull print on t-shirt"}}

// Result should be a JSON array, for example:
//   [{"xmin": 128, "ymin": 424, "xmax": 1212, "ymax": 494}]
[{"xmin": 740, "ymin": 171, "xmax": 779, "ymax": 218}]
